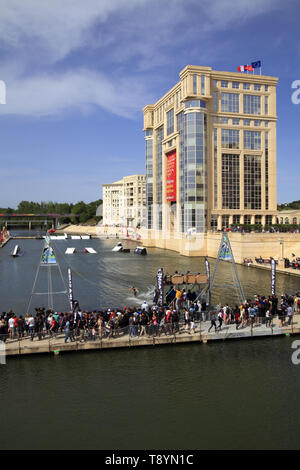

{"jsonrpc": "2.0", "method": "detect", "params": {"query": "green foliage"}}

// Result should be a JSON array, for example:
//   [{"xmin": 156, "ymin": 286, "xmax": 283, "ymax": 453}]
[
  {"xmin": 0, "ymin": 199, "xmax": 102, "ymax": 225},
  {"xmin": 278, "ymin": 200, "xmax": 300, "ymax": 211}
]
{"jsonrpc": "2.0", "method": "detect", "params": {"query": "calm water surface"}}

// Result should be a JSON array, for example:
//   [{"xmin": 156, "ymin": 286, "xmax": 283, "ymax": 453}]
[{"xmin": 0, "ymin": 233, "xmax": 300, "ymax": 449}]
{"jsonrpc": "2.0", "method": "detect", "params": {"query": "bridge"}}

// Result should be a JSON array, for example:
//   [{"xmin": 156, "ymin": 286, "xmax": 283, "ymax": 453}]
[{"xmin": 0, "ymin": 213, "xmax": 79, "ymax": 230}]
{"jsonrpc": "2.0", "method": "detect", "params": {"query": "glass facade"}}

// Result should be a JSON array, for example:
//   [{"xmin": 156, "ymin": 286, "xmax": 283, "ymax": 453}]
[
  {"xmin": 221, "ymin": 129, "xmax": 239, "ymax": 149},
  {"xmin": 265, "ymin": 95, "xmax": 269, "ymax": 115},
  {"xmin": 244, "ymin": 130, "xmax": 261, "ymax": 150},
  {"xmin": 185, "ymin": 100, "xmax": 206, "ymax": 108},
  {"xmin": 193, "ymin": 75, "xmax": 197, "ymax": 94},
  {"xmin": 265, "ymin": 132, "xmax": 269, "ymax": 210},
  {"xmin": 221, "ymin": 92, "xmax": 239, "ymax": 113},
  {"xmin": 183, "ymin": 110, "xmax": 206, "ymax": 232},
  {"xmin": 243, "ymin": 94, "xmax": 261, "ymax": 114},
  {"xmin": 244, "ymin": 155, "xmax": 261, "ymax": 209},
  {"xmin": 201, "ymin": 75, "xmax": 205, "ymax": 95},
  {"xmin": 156, "ymin": 125, "xmax": 164, "ymax": 229},
  {"xmin": 145, "ymin": 136, "xmax": 153, "ymax": 228},
  {"xmin": 222, "ymin": 154, "xmax": 240, "ymax": 209},
  {"xmin": 214, "ymin": 128, "xmax": 218, "ymax": 209},
  {"xmin": 167, "ymin": 108, "xmax": 174, "ymax": 135}
]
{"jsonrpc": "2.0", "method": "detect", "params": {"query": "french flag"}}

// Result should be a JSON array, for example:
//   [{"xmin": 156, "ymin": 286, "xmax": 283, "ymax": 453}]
[{"xmin": 238, "ymin": 64, "xmax": 254, "ymax": 72}]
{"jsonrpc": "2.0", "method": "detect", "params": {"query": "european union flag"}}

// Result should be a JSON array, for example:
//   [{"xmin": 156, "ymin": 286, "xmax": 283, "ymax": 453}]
[{"xmin": 251, "ymin": 60, "xmax": 262, "ymax": 69}]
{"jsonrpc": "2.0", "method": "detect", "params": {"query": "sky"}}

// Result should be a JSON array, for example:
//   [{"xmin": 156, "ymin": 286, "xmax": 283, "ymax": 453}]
[{"xmin": 0, "ymin": 0, "xmax": 299, "ymax": 207}]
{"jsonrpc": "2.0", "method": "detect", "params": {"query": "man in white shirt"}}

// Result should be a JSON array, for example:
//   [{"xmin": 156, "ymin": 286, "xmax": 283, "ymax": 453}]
[{"xmin": 8, "ymin": 316, "xmax": 15, "ymax": 339}]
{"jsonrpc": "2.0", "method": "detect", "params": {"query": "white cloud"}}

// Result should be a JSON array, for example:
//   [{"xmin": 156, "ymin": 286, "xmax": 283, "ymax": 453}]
[
  {"xmin": 0, "ymin": 68, "xmax": 151, "ymax": 118},
  {"xmin": 0, "ymin": 0, "xmax": 147, "ymax": 62},
  {"xmin": 0, "ymin": 0, "xmax": 291, "ymax": 118}
]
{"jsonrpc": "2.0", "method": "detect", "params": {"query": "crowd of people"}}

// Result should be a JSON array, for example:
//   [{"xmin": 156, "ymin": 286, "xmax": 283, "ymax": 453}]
[{"xmin": 0, "ymin": 291, "xmax": 299, "ymax": 344}]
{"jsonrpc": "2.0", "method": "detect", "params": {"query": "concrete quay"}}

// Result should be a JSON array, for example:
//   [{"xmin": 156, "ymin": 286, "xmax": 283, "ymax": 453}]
[{"xmin": 4, "ymin": 317, "xmax": 300, "ymax": 358}]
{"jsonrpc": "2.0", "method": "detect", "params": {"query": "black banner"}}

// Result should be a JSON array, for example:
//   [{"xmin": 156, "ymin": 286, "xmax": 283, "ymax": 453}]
[
  {"xmin": 68, "ymin": 268, "xmax": 73, "ymax": 310},
  {"xmin": 271, "ymin": 258, "xmax": 276, "ymax": 295},
  {"xmin": 156, "ymin": 268, "xmax": 164, "ymax": 306}
]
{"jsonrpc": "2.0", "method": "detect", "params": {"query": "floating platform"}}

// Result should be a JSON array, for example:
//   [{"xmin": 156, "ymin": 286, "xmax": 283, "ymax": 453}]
[
  {"xmin": 84, "ymin": 247, "xmax": 97, "ymax": 254},
  {"xmin": 4, "ymin": 317, "xmax": 300, "ymax": 357}
]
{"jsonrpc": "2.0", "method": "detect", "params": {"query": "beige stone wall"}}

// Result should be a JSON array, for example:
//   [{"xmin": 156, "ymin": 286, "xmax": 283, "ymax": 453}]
[{"xmin": 141, "ymin": 229, "xmax": 300, "ymax": 263}]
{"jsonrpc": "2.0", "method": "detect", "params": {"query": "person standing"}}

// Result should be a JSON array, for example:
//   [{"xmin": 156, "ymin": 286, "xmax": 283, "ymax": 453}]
[
  {"xmin": 217, "ymin": 311, "xmax": 223, "ymax": 331},
  {"xmin": 208, "ymin": 312, "xmax": 217, "ymax": 333},
  {"xmin": 287, "ymin": 305, "xmax": 293, "ymax": 326},
  {"xmin": 129, "ymin": 315, "xmax": 137, "ymax": 338},
  {"xmin": 28, "ymin": 314, "xmax": 35, "ymax": 341}
]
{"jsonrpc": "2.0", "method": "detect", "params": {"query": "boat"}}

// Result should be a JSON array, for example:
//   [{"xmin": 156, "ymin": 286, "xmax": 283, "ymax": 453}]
[
  {"xmin": 81, "ymin": 235, "xmax": 91, "ymax": 240},
  {"xmin": 134, "ymin": 246, "xmax": 147, "ymax": 255},
  {"xmin": 65, "ymin": 248, "xmax": 76, "ymax": 254},
  {"xmin": 10, "ymin": 245, "xmax": 23, "ymax": 257}
]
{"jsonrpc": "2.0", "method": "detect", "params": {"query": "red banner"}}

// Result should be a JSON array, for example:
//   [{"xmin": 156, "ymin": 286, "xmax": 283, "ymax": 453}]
[{"xmin": 166, "ymin": 150, "xmax": 176, "ymax": 202}]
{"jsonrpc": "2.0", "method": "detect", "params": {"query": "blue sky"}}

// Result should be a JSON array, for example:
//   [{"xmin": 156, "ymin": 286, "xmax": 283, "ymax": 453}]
[{"xmin": 0, "ymin": 0, "xmax": 299, "ymax": 207}]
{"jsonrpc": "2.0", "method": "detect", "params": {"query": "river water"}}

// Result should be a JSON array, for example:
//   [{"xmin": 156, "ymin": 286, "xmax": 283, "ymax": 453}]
[{"xmin": 1, "ymin": 233, "xmax": 300, "ymax": 449}]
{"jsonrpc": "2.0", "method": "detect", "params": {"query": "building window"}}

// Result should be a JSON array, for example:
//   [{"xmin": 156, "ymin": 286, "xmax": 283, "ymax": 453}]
[
  {"xmin": 265, "ymin": 85, "xmax": 269, "ymax": 92},
  {"xmin": 244, "ymin": 215, "xmax": 251, "ymax": 225},
  {"xmin": 244, "ymin": 94, "xmax": 261, "ymax": 114},
  {"xmin": 244, "ymin": 130, "xmax": 261, "ymax": 150},
  {"xmin": 193, "ymin": 74, "xmax": 197, "ymax": 94},
  {"xmin": 201, "ymin": 75, "xmax": 205, "ymax": 95},
  {"xmin": 221, "ymin": 92, "xmax": 239, "ymax": 113},
  {"xmin": 254, "ymin": 84, "xmax": 261, "ymax": 91},
  {"xmin": 232, "ymin": 81, "xmax": 239, "ymax": 89},
  {"xmin": 221, "ymin": 129, "xmax": 239, "ymax": 149},
  {"xmin": 167, "ymin": 108, "xmax": 174, "ymax": 135},
  {"xmin": 222, "ymin": 154, "xmax": 240, "ymax": 209},
  {"xmin": 243, "ymin": 83, "xmax": 251, "ymax": 90},
  {"xmin": 254, "ymin": 120, "xmax": 261, "ymax": 126},
  {"xmin": 145, "ymin": 136, "xmax": 153, "ymax": 229},
  {"xmin": 211, "ymin": 215, "xmax": 218, "ymax": 230},
  {"xmin": 185, "ymin": 100, "xmax": 206, "ymax": 108},
  {"xmin": 221, "ymin": 80, "xmax": 228, "ymax": 88},
  {"xmin": 221, "ymin": 117, "xmax": 229, "ymax": 124},
  {"xmin": 232, "ymin": 118, "xmax": 240, "ymax": 125},
  {"xmin": 244, "ymin": 155, "xmax": 261, "ymax": 209},
  {"xmin": 265, "ymin": 121, "xmax": 269, "ymax": 127},
  {"xmin": 213, "ymin": 116, "xmax": 218, "ymax": 123},
  {"xmin": 213, "ymin": 92, "xmax": 218, "ymax": 111},
  {"xmin": 265, "ymin": 133, "xmax": 269, "ymax": 210},
  {"xmin": 244, "ymin": 119, "xmax": 251, "ymax": 126},
  {"xmin": 213, "ymin": 79, "xmax": 217, "ymax": 87},
  {"xmin": 266, "ymin": 215, "xmax": 273, "ymax": 225},
  {"xmin": 233, "ymin": 215, "xmax": 240, "ymax": 225},
  {"xmin": 265, "ymin": 95, "xmax": 269, "ymax": 115},
  {"xmin": 214, "ymin": 128, "xmax": 218, "ymax": 209},
  {"xmin": 222, "ymin": 215, "xmax": 230, "ymax": 230},
  {"xmin": 156, "ymin": 126, "xmax": 164, "ymax": 230}
]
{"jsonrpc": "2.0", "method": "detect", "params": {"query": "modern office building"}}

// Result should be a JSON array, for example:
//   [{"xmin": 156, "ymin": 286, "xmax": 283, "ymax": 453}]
[
  {"xmin": 102, "ymin": 174, "xmax": 146, "ymax": 227},
  {"xmin": 143, "ymin": 65, "xmax": 278, "ymax": 253}
]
